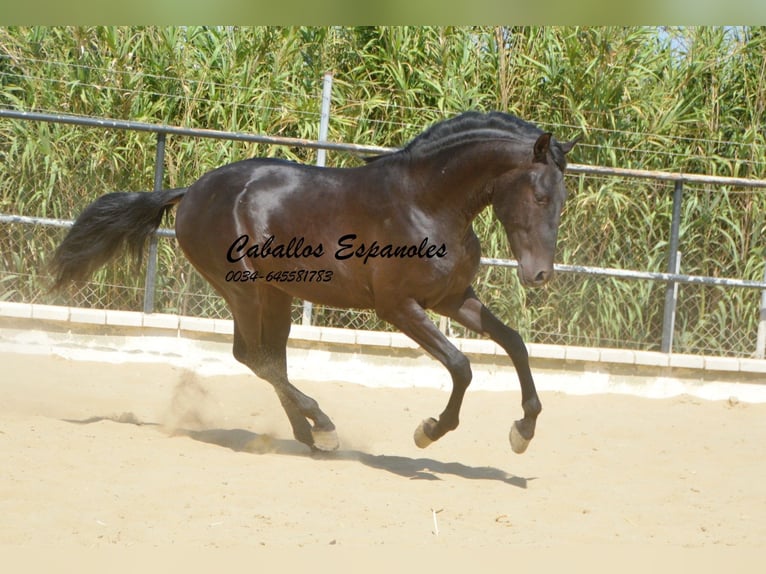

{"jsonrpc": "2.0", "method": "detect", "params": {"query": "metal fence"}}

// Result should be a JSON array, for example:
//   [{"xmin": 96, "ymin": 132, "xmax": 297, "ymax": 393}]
[{"xmin": 2, "ymin": 86, "xmax": 766, "ymax": 359}]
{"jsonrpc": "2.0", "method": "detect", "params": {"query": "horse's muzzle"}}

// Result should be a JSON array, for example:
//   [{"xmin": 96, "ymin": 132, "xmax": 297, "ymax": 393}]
[{"xmin": 518, "ymin": 265, "xmax": 554, "ymax": 288}]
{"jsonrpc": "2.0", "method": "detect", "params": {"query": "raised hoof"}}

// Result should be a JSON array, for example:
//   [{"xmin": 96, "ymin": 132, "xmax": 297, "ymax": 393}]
[
  {"xmin": 311, "ymin": 428, "xmax": 339, "ymax": 452},
  {"xmin": 414, "ymin": 418, "xmax": 437, "ymax": 449},
  {"xmin": 509, "ymin": 421, "xmax": 531, "ymax": 454}
]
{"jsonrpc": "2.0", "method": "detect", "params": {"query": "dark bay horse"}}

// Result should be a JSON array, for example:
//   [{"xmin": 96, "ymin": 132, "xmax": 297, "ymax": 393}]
[{"xmin": 52, "ymin": 111, "xmax": 578, "ymax": 455}]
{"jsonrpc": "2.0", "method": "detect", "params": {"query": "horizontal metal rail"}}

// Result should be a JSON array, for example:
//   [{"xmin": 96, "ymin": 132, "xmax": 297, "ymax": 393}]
[
  {"xmin": 4, "ymin": 108, "xmax": 766, "ymax": 189},
  {"xmin": 0, "ymin": 213, "xmax": 177, "ymax": 237},
  {"xmin": 0, "ymin": 214, "xmax": 73, "ymax": 229},
  {"xmin": 4, "ymin": 214, "xmax": 765, "ymax": 290},
  {"xmin": 0, "ymin": 108, "xmax": 392, "ymax": 156},
  {"xmin": 565, "ymin": 164, "xmax": 766, "ymax": 188},
  {"xmin": 481, "ymin": 257, "xmax": 766, "ymax": 290}
]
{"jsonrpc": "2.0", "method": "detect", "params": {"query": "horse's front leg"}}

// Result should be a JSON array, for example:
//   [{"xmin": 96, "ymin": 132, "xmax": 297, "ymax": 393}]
[
  {"xmin": 376, "ymin": 299, "xmax": 472, "ymax": 447},
  {"xmin": 435, "ymin": 288, "xmax": 542, "ymax": 454}
]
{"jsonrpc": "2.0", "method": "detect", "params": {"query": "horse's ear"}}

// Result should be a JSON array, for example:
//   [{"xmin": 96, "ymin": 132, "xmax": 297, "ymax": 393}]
[
  {"xmin": 533, "ymin": 132, "xmax": 553, "ymax": 163},
  {"xmin": 560, "ymin": 134, "xmax": 583, "ymax": 155}
]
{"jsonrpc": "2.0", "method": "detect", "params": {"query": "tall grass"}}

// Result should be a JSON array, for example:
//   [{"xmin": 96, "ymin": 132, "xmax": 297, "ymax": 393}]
[{"xmin": 1, "ymin": 26, "xmax": 765, "ymax": 355}]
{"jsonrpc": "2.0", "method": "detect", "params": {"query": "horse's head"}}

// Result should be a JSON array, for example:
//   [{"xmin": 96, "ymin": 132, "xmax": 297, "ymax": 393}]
[{"xmin": 491, "ymin": 132, "xmax": 579, "ymax": 288}]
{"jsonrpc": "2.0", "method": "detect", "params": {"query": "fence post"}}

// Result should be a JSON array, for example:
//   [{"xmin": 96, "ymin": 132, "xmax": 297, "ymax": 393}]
[
  {"xmin": 661, "ymin": 180, "xmax": 684, "ymax": 353},
  {"xmin": 142, "ymin": 131, "xmax": 166, "ymax": 314},
  {"xmin": 302, "ymin": 72, "xmax": 333, "ymax": 326},
  {"xmin": 757, "ymin": 265, "xmax": 766, "ymax": 359},
  {"xmin": 662, "ymin": 251, "xmax": 682, "ymax": 354}
]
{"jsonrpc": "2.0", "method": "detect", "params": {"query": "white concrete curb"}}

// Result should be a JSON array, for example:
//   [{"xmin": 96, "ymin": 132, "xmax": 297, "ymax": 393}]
[{"xmin": 1, "ymin": 300, "xmax": 764, "ymax": 376}]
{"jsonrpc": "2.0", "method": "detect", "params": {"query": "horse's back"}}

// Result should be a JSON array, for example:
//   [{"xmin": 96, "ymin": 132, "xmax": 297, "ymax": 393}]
[{"xmin": 187, "ymin": 157, "xmax": 307, "ymax": 198}]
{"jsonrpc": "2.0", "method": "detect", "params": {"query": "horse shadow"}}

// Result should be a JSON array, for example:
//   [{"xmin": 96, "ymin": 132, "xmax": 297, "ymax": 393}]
[{"xmin": 64, "ymin": 416, "xmax": 532, "ymax": 488}]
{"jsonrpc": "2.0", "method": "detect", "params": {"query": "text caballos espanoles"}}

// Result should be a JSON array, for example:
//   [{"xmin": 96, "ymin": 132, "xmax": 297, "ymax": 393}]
[{"xmin": 226, "ymin": 234, "xmax": 447, "ymax": 265}]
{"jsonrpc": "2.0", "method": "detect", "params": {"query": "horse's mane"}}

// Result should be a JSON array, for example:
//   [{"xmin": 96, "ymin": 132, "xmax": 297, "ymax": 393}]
[{"xmin": 365, "ymin": 111, "xmax": 555, "ymax": 164}]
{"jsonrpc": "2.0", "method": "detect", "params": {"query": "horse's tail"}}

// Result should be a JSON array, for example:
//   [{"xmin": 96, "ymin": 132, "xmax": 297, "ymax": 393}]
[{"xmin": 51, "ymin": 187, "xmax": 188, "ymax": 290}]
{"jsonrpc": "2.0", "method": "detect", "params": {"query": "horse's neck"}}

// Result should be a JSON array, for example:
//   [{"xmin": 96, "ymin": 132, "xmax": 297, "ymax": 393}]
[{"xmin": 413, "ymin": 141, "xmax": 529, "ymax": 223}]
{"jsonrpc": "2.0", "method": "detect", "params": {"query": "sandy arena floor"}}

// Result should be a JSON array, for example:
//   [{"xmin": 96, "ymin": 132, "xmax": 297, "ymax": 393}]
[{"xmin": 1, "ymin": 348, "xmax": 766, "ymax": 551}]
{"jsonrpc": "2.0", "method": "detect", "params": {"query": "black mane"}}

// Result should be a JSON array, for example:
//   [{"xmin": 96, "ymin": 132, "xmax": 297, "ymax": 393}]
[
  {"xmin": 365, "ymin": 111, "xmax": 563, "ymax": 166},
  {"xmin": 404, "ymin": 111, "xmax": 542, "ymax": 154}
]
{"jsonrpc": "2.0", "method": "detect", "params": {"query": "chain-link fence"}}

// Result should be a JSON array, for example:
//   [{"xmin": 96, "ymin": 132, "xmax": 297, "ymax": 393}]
[{"xmin": 1, "ymin": 109, "xmax": 766, "ymax": 358}]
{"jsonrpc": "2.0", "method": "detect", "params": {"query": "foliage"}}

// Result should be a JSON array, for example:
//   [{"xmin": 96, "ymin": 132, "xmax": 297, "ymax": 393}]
[{"xmin": 1, "ymin": 26, "xmax": 765, "ymax": 356}]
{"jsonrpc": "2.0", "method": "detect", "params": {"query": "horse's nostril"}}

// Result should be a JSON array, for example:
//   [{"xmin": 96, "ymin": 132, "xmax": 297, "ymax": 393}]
[{"xmin": 534, "ymin": 270, "xmax": 550, "ymax": 285}]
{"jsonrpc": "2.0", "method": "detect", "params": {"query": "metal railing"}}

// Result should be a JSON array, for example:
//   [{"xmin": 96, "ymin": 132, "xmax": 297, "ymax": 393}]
[{"xmin": 2, "ymin": 96, "xmax": 766, "ymax": 358}]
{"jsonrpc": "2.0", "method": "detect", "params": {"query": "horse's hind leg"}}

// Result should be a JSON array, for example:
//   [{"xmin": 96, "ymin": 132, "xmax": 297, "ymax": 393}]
[
  {"xmin": 229, "ymin": 286, "xmax": 338, "ymax": 451},
  {"xmin": 232, "ymin": 324, "xmax": 313, "ymax": 446}
]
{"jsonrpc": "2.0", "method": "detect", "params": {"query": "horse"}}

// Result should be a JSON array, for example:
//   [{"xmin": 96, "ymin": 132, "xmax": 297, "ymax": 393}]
[{"xmin": 52, "ymin": 111, "xmax": 579, "ymax": 455}]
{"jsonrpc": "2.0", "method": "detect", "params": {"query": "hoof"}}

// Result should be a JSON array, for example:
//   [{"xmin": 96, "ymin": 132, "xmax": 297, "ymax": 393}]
[
  {"xmin": 311, "ymin": 428, "xmax": 339, "ymax": 452},
  {"xmin": 509, "ymin": 421, "xmax": 531, "ymax": 454},
  {"xmin": 414, "ymin": 418, "xmax": 437, "ymax": 449}
]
